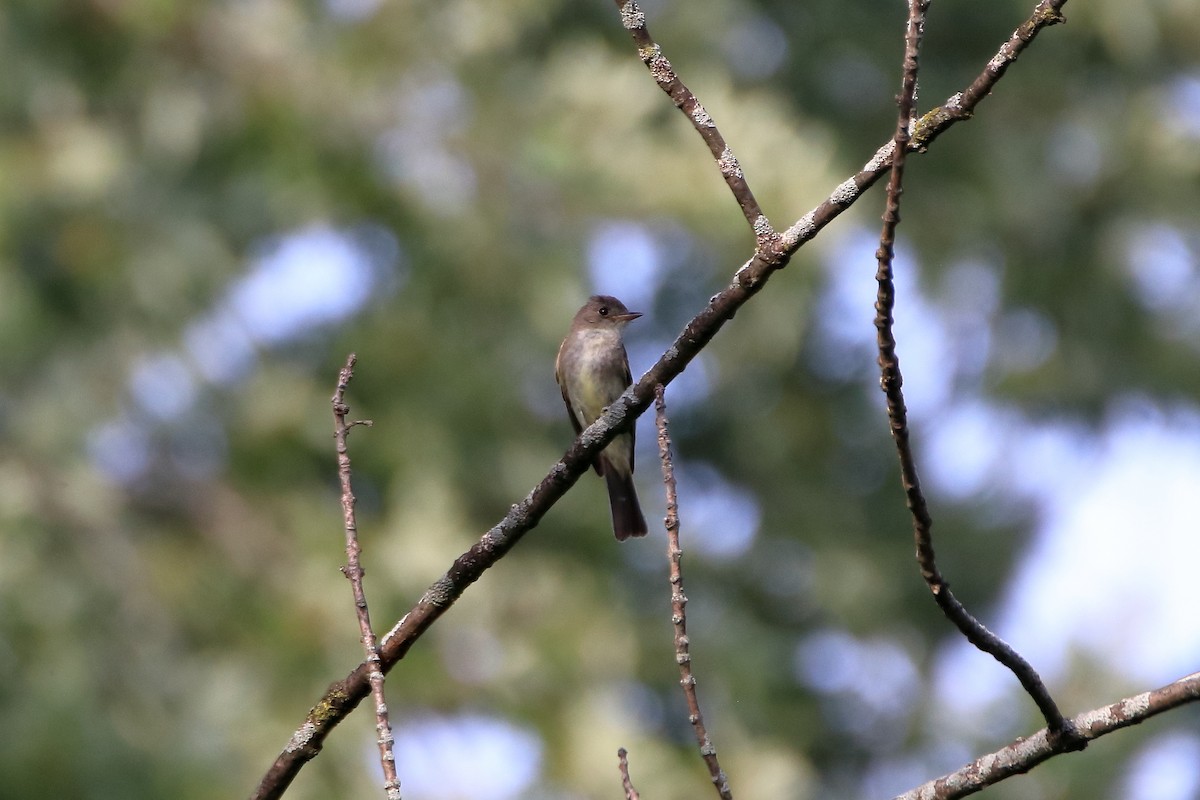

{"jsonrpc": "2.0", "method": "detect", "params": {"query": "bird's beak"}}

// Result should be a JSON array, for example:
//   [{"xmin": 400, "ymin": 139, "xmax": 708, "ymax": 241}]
[{"xmin": 613, "ymin": 311, "xmax": 642, "ymax": 322}]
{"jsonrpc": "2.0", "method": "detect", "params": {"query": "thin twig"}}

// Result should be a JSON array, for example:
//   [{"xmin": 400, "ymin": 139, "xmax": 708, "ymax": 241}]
[
  {"xmin": 614, "ymin": 0, "xmax": 776, "ymax": 249},
  {"xmin": 778, "ymin": 0, "xmax": 1069, "ymax": 254},
  {"xmin": 251, "ymin": 5, "xmax": 1073, "ymax": 797},
  {"xmin": 871, "ymin": 2, "xmax": 1078, "ymax": 743},
  {"xmin": 892, "ymin": 672, "xmax": 1200, "ymax": 800},
  {"xmin": 936, "ymin": 1, "xmax": 1070, "ymax": 136},
  {"xmin": 331, "ymin": 354, "xmax": 399, "ymax": 799},
  {"xmin": 654, "ymin": 385, "xmax": 732, "ymax": 799},
  {"xmin": 617, "ymin": 748, "xmax": 641, "ymax": 800}
]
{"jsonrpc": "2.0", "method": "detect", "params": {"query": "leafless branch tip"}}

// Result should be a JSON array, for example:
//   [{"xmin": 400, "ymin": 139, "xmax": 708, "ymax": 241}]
[
  {"xmin": 655, "ymin": 385, "xmax": 733, "ymax": 799},
  {"xmin": 332, "ymin": 353, "xmax": 403, "ymax": 797}
]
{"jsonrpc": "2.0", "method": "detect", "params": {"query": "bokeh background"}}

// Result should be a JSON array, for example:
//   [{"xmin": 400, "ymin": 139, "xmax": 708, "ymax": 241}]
[{"xmin": 2, "ymin": 0, "xmax": 1200, "ymax": 798}]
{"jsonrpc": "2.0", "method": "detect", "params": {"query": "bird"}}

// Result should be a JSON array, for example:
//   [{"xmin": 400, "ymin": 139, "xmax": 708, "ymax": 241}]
[{"xmin": 555, "ymin": 295, "xmax": 649, "ymax": 540}]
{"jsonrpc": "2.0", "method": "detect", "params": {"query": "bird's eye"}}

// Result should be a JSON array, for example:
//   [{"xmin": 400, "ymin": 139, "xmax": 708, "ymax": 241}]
[{"xmin": 599, "ymin": 306, "xmax": 609, "ymax": 316}]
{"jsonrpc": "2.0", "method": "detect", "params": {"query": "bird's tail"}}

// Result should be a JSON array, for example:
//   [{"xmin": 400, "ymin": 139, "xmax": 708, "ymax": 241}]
[{"xmin": 604, "ymin": 466, "xmax": 648, "ymax": 541}]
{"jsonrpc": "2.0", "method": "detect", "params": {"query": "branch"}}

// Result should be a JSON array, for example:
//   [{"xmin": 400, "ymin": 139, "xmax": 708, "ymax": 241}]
[
  {"xmin": 778, "ymin": 0, "xmax": 1069, "ymax": 253},
  {"xmin": 935, "ymin": 0, "xmax": 1069, "ymax": 137},
  {"xmin": 250, "ymin": 5, "xmax": 1074, "ymax": 797},
  {"xmin": 893, "ymin": 672, "xmax": 1200, "ymax": 800},
  {"xmin": 617, "ymin": 748, "xmax": 641, "ymax": 800},
  {"xmin": 872, "ymin": 1, "xmax": 1077, "ymax": 741},
  {"xmin": 654, "ymin": 385, "xmax": 731, "ymax": 799},
  {"xmin": 614, "ymin": 0, "xmax": 776, "ymax": 247},
  {"xmin": 331, "ymin": 355, "xmax": 399, "ymax": 798}
]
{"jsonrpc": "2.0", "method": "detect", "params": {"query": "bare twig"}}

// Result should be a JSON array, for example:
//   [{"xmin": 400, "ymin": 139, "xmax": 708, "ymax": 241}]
[
  {"xmin": 614, "ymin": 0, "xmax": 776, "ymax": 249},
  {"xmin": 893, "ymin": 672, "xmax": 1200, "ymax": 800},
  {"xmin": 331, "ymin": 354, "xmax": 399, "ymax": 799},
  {"xmin": 251, "ymin": 5, "xmax": 1074, "ymax": 797},
  {"xmin": 778, "ymin": 0, "xmax": 1069, "ymax": 254},
  {"xmin": 871, "ymin": 2, "xmax": 1077, "ymax": 743},
  {"xmin": 917, "ymin": 0, "xmax": 1069, "ymax": 147},
  {"xmin": 654, "ymin": 385, "xmax": 732, "ymax": 799},
  {"xmin": 617, "ymin": 748, "xmax": 641, "ymax": 800}
]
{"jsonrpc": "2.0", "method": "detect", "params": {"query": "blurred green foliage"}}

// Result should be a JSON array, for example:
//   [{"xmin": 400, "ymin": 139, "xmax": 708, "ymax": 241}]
[{"xmin": 1, "ymin": 0, "xmax": 1198, "ymax": 798}]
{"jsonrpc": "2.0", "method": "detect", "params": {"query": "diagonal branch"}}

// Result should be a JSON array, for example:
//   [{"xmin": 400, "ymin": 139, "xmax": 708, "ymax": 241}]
[
  {"xmin": 872, "ymin": 0, "xmax": 1077, "ymax": 741},
  {"xmin": 614, "ymin": 0, "xmax": 776, "ymax": 248},
  {"xmin": 249, "ymin": 4, "xmax": 1073, "ymax": 797},
  {"xmin": 778, "ymin": 0, "xmax": 1068, "ymax": 254},
  {"xmin": 920, "ymin": 0, "xmax": 1069, "ymax": 143},
  {"xmin": 893, "ymin": 672, "xmax": 1200, "ymax": 800}
]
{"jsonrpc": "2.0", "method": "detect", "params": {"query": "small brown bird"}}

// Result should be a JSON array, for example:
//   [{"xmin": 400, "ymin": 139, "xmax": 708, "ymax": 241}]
[{"xmin": 555, "ymin": 295, "xmax": 648, "ymax": 540}]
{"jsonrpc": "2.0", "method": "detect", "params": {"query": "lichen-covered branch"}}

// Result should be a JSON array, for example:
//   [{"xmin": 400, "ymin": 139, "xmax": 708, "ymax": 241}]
[
  {"xmin": 893, "ymin": 672, "xmax": 1200, "ymax": 800},
  {"xmin": 614, "ymin": 0, "xmax": 776, "ymax": 249}
]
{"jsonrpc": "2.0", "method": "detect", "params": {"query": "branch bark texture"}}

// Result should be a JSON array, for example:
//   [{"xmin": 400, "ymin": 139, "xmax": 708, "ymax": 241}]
[
  {"xmin": 615, "ymin": 0, "xmax": 775, "ymax": 247},
  {"xmin": 331, "ymin": 354, "xmax": 399, "ymax": 799},
  {"xmin": 654, "ymin": 385, "xmax": 731, "ymax": 799},
  {"xmin": 893, "ymin": 672, "xmax": 1200, "ymax": 800}
]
